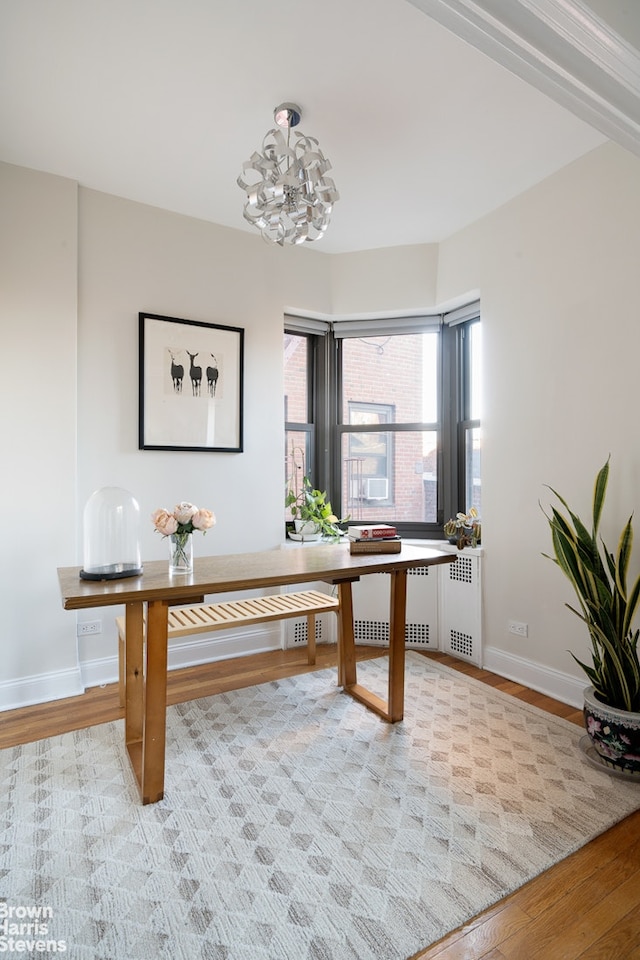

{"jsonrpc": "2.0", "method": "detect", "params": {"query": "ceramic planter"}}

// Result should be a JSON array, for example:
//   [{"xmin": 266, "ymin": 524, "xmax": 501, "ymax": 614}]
[
  {"xmin": 293, "ymin": 519, "xmax": 322, "ymax": 541},
  {"xmin": 583, "ymin": 685, "xmax": 640, "ymax": 777}
]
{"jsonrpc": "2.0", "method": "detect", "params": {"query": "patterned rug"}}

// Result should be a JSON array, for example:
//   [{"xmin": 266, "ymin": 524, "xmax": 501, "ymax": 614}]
[{"xmin": 2, "ymin": 653, "xmax": 639, "ymax": 960}]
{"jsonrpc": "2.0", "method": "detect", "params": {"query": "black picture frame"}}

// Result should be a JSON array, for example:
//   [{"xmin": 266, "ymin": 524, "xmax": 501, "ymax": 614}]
[{"xmin": 139, "ymin": 312, "xmax": 244, "ymax": 452}]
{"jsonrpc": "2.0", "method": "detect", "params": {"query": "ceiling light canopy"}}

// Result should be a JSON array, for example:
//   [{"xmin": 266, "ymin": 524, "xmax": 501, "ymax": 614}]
[{"xmin": 237, "ymin": 102, "xmax": 339, "ymax": 246}]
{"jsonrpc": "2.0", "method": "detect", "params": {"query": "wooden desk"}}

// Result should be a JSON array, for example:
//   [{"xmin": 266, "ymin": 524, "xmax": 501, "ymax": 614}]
[{"xmin": 58, "ymin": 543, "xmax": 454, "ymax": 804}]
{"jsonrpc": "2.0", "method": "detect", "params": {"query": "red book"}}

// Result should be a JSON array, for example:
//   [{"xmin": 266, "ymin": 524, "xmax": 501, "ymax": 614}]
[{"xmin": 348, "ymin": 524, "xmax": 397, "ymax": 540}]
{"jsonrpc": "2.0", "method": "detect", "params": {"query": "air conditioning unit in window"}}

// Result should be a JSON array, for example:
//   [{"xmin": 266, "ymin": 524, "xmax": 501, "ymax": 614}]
[
  {"xmin": 348, "ymin": 477, "xmax": 389, "ymax": 501},
  {"xmin": 364, "ymin": 477, "xmax": 388, "ymax": 500}
]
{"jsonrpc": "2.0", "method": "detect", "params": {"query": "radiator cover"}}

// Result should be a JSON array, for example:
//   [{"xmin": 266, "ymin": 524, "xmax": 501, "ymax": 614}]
[
  {"xmin": 350, "ymin": 547, "xmax": 482, "ymax": 665},
  {"xmin": 284, "ymin": 544, "xmax": 483, "ymax": 666}
]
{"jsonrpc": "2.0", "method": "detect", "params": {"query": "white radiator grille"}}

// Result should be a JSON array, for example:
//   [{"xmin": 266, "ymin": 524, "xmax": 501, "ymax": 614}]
[
  {"xmin": 292, "ymin": 617, "xmax": 324, "ymax": 646},
  {"xmin": 449, "ymin": 629, "xmax": 474, "ymax": 658},
  {"xmin": 405, "ymin": 623, "xmax": 431, "ymax": 645},
  {"xmin": 441, "ymin": 553, "xmax": 481, "ymax": 664},
  {"xmin": 449, "ymin": 556, "xmax": 473, "ymax": 583},
  {"xmin": 353, "ymin": 620, "xmax": 432, "ymax": 646},
  {"xmin": 354, "ymin": 620, "xmax": 389, "ymax": 644}
]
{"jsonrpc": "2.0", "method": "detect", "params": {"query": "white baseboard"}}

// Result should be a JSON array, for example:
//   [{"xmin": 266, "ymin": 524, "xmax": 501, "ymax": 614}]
[
  {"xmin": 0, "ymin": 667, "xmax": 85, "ymax": 712},
  {"xmin": 482, "ymin": 645, "xmax": 586, "ymax": 709},
  {"xmin": 0, "ymin": 626, "xmax": 283, "ymax": 710},
  {"xmin": 1, "ymin": 634, "xmax": 587, "ymax": 714},
  {"xmin": 80, "ymin": 624, "xmax": 283, "ymax": 690}
]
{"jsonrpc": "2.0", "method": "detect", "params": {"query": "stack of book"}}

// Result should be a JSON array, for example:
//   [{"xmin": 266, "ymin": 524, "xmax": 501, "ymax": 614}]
[{"xmin": 348, "ymin": 524, "xmax": 402, "ymax": 554}]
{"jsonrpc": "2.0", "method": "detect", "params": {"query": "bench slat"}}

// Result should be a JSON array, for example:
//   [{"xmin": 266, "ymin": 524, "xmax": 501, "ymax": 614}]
[
  {"xmin": 164, "ymin": 590, "xmax": 338, "ymax": 637},
  {"xmin": 116, "ymin": 589, "xmax": 339, "ymax": 707}
]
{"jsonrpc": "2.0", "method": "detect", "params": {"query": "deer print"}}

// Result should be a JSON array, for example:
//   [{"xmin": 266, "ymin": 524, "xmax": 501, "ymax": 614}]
[
  {"xmin": 207, "ymin": 354, "xmax": 219, "ymax": 397},
  {"xmin": 187, "ymin": 351, "xmax": 202, "ymax": 396},
  {"xmin": 168, "ymin": 350, "xmax": 183, "ymax": 393}
]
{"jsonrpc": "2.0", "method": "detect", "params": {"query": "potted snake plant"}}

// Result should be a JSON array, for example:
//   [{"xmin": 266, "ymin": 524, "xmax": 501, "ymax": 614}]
[{"xmin": 542, "ymin": 458, "xmax": 640, "ymax": 776}]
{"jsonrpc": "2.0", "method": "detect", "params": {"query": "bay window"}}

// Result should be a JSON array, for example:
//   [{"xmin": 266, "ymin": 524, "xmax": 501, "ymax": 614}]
[{"xmin": 284, "ymin": 304, "xmax": 481, "ymax": 538}]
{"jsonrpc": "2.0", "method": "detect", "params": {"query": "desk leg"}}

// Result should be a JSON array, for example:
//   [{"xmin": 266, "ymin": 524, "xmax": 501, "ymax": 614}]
[
  {"xmin": 125, "ymin": 599, "xmax": 168, "ymax": 805},
  {"xmin": 388, "ymin": 569, "xmax": 407, "ymax": 722},
  {"xmin": 337, "ymin": 581, "xmax": 357, "ymax": 689},
  {"xmin": 124, "ymin": 602, "xmax": 144, "ymax": 747},
  {"xmin": 338, "ymin": 574, "xmax": 408, "ymax": 723},
  {"xmin": 306, "ymin": 614, "xmax": 317, "ymax": 665}
]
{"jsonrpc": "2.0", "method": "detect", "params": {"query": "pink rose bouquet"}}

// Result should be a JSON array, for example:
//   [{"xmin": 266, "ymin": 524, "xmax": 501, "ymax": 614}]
[
  {"xmin": 152, "ymin": 501, "xmax": 216, "ymax": 538},
  {"xmin": 153, "ymin": 501, "xmax": 216, "ymax": 571}
]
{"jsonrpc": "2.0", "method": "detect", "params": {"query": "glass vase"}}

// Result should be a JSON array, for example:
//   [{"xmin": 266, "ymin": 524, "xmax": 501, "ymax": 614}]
[{"xmin": 168, "ymin": 532, "xmax": 193, "ymax": 574}]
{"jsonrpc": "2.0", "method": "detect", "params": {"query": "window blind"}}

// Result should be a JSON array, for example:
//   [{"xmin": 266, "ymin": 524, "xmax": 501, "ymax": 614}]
[
  {"xmin": 331, "ymin": 314, "xmax": 442, "ymax": 338},
  {"xmin": 284, "ymin": 314, "xmax": 331, "ymax": 335},
  {"xmin": 443, "ymin": 300, "xmax": 481, "ymax": 326}
]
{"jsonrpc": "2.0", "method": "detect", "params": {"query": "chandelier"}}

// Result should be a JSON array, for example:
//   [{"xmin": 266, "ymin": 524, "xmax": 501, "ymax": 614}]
[{"xmin": 237, "ymin": 102, "xmax": 339, "ymax": 246}]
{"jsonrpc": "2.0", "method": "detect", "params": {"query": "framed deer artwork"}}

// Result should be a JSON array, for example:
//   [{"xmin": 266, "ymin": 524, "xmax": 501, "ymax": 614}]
[{"xmin": 138, "ymin": 313, "xmax": 244, "ymax": 452}]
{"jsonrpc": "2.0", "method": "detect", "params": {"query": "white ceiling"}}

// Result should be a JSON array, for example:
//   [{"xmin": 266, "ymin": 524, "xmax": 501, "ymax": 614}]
[{"xmin": 1, "ymin": 0, "xmax": 637, "ymax": 254}]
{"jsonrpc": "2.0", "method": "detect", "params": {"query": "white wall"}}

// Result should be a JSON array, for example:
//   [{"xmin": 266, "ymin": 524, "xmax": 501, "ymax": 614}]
[
  {"xmin": 3, "ymin": 139, "xmax": 639, "ymax": 710},
  {"xmin": 77, "ymin": 188, "xmax": 295, "ymax": 558},
  {"xmin": 0, "ymin": 166, "xmax": 339, "ymax": 704},
  {"xmin": 74, "ymin": 189, "xmax": 340, "ymax": 676},
  {"xmin": 437, "ymin": 140, "xmax": 640, "ymax": 701},
  {"xmin": 0, "ymin": 168, "xmax": 438, "ymax": 706},
  {"xmin": 328, "ymin": 244, "xmax": 439, "ymax": 316},
  {"xmin": 0, "ymin": 163, "xmax": 82, "ymax": 703},
  {"xmin": 73, "ymin": 192, "xmax": 444, "ymax": 678}
]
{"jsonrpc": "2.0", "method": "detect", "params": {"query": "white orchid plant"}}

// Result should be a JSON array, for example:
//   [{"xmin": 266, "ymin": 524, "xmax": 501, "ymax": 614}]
[{"xmin": 443, "ymin": 507, "xmax": 481, "ymax": 549}]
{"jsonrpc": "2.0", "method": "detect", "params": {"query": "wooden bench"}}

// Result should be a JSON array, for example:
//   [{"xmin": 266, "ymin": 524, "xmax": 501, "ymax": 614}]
[{"xmin": 115, "ymin": 589, "xmax": 340, "ymax": 707}]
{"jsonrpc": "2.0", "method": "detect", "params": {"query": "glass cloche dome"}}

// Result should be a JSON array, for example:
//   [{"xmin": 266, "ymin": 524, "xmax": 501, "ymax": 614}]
[{"xmin": 80, "ymin": 486, "xmax": 143, "ymax": 581}]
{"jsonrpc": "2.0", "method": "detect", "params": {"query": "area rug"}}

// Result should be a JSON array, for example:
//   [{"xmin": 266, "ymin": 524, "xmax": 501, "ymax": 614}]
[{"xmin": 1, "ymin": 654, "xmax": 639, "ymax": 960}]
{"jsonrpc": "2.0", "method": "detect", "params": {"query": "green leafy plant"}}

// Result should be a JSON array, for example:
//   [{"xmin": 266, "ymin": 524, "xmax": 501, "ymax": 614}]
[
  {"xmin": 284, "ymin": 442, "xmax": 347, "ymax": 542},
  {"xmin": 542, "ymin": 458, "xmax": 640, "ymax": 711},
  {"xmin": 285, "ymin": 475, "xmax": 347, "ymax": 542}
]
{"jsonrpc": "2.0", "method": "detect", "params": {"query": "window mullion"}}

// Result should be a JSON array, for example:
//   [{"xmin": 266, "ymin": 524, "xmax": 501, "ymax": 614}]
[
  {"xmin": 440, "ymin": 323, "xmax": 457, "ymax": 524},
  {"xmin": 313, "ymin": 330, "xmax": 334, "ymax": 497}
]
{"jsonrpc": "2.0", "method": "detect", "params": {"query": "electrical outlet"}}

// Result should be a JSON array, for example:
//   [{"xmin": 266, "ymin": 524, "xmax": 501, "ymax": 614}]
[
  {"xmin": 77, "ymin": 620, "xmax": 102, "ymax": 637},
  {"xmin": 508, "ymin": 620, "xmax": 528, "ymax": 638}
]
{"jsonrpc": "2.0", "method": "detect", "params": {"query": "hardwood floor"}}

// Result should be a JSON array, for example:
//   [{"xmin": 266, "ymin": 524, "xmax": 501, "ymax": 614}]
[{"xmin": 2, "ymin": 645, "xmax": 639, "ymax": 959}]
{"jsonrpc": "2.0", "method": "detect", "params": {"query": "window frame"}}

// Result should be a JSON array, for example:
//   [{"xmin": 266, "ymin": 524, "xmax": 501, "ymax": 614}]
[
  {"xmin": 457, "ymin": 319, "xmax": 481, "ymax": 517},
  {"xmin": 284, "ymin": 331, "xmax": 315, "ymax": 483},
  {"xmin": 285, "ymin": 307, "xmax": 480, "ymax": 539},
  {"xmin": 345, "ymin": 400, "xmax": 395, "ymax": 507}
]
